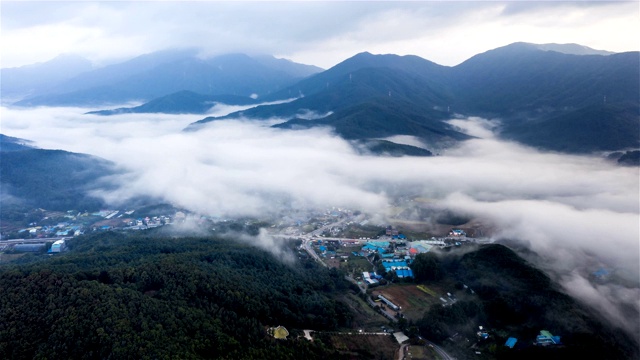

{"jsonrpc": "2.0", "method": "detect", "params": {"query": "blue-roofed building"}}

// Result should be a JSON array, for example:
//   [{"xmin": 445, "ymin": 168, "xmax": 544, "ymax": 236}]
[
  {"xmin": 319, "ymin": 245, "xmax": 327, "ymax": 253},
  {"xmin": 362, "ymin": 244, "xmax": 377, "ymax": 251},
  {"xmin": 49, "ymin": 239, "xmax": 65, "ymax": 253},
  {"xmin": 382, "ymin": 260, "xmax": 408, "ymax": 271},
  {"xmin": 368, "ymin": 240, "xmax": 390, "ymax": 248},
  {"xmin": 395, "ymin": 269, "xmax": 414, "ymax": 278},
  {"xmin": 505, "ymin": 337, "xmax": 517, "ymax": 348},
  {"xmin": 362, "ymin": 244, "xmax": 387, "ymax": 253}
]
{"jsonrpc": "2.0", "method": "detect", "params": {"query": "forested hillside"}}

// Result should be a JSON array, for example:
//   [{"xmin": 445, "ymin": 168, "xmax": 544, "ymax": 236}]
[
  {"xmin": 0, "ymin": 232, "xmax": 353, "ymax": 359},
  {"xmin": 412, "ymin": 245, "xmax": 639, "ymax": 360},
  {"xmin": 0, "ymin": 148, "xmax": 114, "ymax": 211}
]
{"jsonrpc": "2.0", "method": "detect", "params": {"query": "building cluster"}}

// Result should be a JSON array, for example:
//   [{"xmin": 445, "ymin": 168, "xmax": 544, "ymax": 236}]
[
  {"xmin": 124, "ymin": 215, "xmax": 172, "ymax": 229},
  {"xmin": 362, "ymin": 271, "xmax": 383, "ymax": 285},
  {"xmin": 503, "ymin": 330, "xmax": 561, "ymax": 350},
  {"xmin": 17, "ymin": 222, "xmax": 83, "ymax": 238}
]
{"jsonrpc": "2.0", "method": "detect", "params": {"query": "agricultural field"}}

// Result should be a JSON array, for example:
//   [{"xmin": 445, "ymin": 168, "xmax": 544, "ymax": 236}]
[
  {"xmin": 320, "ymin": 333, "xmax": 399, "ymax": 360},
  {"xmin": 340, "ymin": 292, "xmax": 389, "ymax": 330},
  {"xmin": 341, "ymin": 256, "xmax": 373, "ymax": 275},
  {"xmin": 325, "ymin": 257, "xmax": 342, "ymax": 268},
  {"xmin": 372, "ymin": 284, "xmax": 447, "ymax": 320},
  {"xmin": 340, "ymin": 224, "xmax": 384, "ymax": 239}
]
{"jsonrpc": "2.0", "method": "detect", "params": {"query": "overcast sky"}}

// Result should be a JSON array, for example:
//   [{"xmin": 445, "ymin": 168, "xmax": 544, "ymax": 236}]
[{"xmin": 1, "ymin": 1, "xmax": 638, "ymax": 69}]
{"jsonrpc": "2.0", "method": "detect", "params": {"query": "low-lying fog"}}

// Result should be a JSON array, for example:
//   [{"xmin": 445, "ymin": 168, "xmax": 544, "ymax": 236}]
[{"xmin": 1, "ymin": 104, "xmax": 638, "ymax": 338}]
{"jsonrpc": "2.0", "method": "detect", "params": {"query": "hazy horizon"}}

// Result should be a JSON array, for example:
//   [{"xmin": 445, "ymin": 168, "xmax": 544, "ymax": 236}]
[{"xmin": 2, "ymin": 1, "xmax": 638, "ymax": 69}]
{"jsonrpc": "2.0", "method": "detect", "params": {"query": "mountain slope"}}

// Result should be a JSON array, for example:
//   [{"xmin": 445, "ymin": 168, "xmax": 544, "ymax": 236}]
[
  {"xmin": 501, "ymin": 103, "xmax": 640, "ymax": 153},
  {"xmin": 449, "ymin": 43, "xmax": 639, "ymax": 114},
  {"xmin": 87, "ymin": 91, "xmax": 258, "ymax": 115},
  {"xmin": 0, "ymin": 144, "xmax": 115, "ymax": 211},
  {"xmin": 0, "ymin": 134, "xmax": 36, "ymax": 152},
  {"xmin": 262, "ymin": 51, "xmax": 451, "ymax": 102},
  {"xmin": 190, "ymin": 43, "xmax": 638, "ymax": 155},
  {"xmin": 530, "ymin": 43, "xmax": 614, "ymax": 56},
  {"xmin": 189, "ymin": 61, "xmax": 464, "ymax": 150}
]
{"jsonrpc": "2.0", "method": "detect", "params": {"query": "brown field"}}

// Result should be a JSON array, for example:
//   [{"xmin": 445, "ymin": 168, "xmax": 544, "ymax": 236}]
[
  {"xmin": 372, "ymin": 284, "xmax": 445, "ymax": 320},
  {"xmin": 325, "ymin": 334, "xmax": 398, "ymax": 360},
  {"xmin": 325, "ymin": 257, "xmax": 342, "ymax": 268}
]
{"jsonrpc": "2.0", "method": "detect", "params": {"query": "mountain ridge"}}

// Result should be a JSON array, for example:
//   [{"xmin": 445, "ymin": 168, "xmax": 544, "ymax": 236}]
[
  {"xmin": 11, "ymin": 51, "xmax": 323, "ymax": 107},
  {"xmin": 188, "ymin": 42, "xmax": 638, "ymax": 154}
]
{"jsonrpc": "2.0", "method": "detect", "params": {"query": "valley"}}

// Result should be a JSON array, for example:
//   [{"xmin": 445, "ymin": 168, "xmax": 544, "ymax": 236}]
[{"xmin": 1, "ymin": 4, "xmax": 638, "ymax": 357}]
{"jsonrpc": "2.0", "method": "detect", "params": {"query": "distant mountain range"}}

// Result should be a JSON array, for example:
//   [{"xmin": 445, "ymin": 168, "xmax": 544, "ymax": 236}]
[
  {"xmin": 7, "ymin": 50, "xmax": 322, "ymax": 107},
  {"xmin": 4, "ymin": 43, "xmax": 638, "ymax": 156},
  {"xmin": 1, "ymin": 54, "xmax": 93, "ymax": 103}
]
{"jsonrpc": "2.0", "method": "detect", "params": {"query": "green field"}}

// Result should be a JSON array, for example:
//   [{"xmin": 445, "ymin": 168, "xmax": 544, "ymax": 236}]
[
  {"xmin": 341, "ymin": 293, "xmax": 389, "ymax": 330},
  {"xmin": 341, "ymin": 257, "xmax": 372, "ymax": 275},
  {"xmin": 417, "ymin": 285, "xmax": 438, "ymax": 297}
]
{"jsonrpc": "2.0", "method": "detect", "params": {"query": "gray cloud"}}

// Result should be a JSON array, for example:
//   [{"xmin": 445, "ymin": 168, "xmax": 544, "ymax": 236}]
[{"xmin": 1, "ymin": 2, "xmax": 637, "ymax": 68}]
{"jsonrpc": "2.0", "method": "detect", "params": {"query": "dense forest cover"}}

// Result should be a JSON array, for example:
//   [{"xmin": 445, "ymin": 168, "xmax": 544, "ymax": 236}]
[
  {"xmin": 0, "ymin": 231, "xmax": 354, "ymax": 359},
  {"xmin": 412, "ymin": 245, "xmax": 639, "ymax": 360}
]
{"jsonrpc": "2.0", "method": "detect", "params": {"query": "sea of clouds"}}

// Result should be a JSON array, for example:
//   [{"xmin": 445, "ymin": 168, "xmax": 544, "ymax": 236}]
[{"xmin": 1, "ymin": 104, "xmax": 638, "ymax": 337}]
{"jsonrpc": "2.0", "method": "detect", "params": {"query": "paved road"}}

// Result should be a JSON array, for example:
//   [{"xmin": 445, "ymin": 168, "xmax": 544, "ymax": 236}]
[
  {"xmin": 397, "ymin": 343, "xmax": 409, "ymax": 360},
  {"xmin": 423, "ymin": 339, "xmax": 455, "ymax": 360},
  {"xmin": 302, "ymin": 237, "xmax": 327, "ymax": 267},
  {"xmin": 0, "ymin": 237, "xmax": 66, "ymax": 244}
]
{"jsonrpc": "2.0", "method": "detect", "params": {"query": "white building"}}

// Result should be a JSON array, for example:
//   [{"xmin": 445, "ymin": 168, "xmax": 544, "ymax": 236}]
[{"xmin": 51, "ymin": 239, "xmax": 65, "ymax": 253}]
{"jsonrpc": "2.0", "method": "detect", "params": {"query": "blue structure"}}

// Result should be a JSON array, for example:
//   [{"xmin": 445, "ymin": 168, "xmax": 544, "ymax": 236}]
[
  {"xmin": 362, "ymin": 244, "xmax": 386, "ymax": 253},
  {"xmin": 395, "ymin": 269, "xmax": 414, "ymax": 278},
  {"xmin": 368, "ymin": 241, "xmax": 390, "ymax": 248},
  {"xmin": 505, "ymin": 337, "xmax": 517, "ymax": 348},
  {"xmin": 49, "ymin": 239, "xmax": 65, "ymax": 253},
  {"xmin": 382, "ymin": 260, "xmax": 408, "ymax": 270},
  {"xmin": 318, "ymin": 246, "xmax": 327, "ymax": 252}
]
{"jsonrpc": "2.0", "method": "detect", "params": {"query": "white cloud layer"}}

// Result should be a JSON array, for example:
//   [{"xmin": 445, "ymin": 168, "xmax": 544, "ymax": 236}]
[
  {"xmin": 1, "ymin": 2, "xmax": 638, "ymax": 68},
  {"xmin": 1, "ymin": 105, "xmax": 638, "ymax": 337}
]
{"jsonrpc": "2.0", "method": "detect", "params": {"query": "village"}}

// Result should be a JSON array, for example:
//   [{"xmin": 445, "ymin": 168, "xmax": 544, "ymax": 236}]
[
  {"xmin": 279, "ymin": 213, "xmax": 567, "ymax": 360},
  {"xmin": 0, "ymin": 204, "xmax": 569, "ymax": 359}
]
